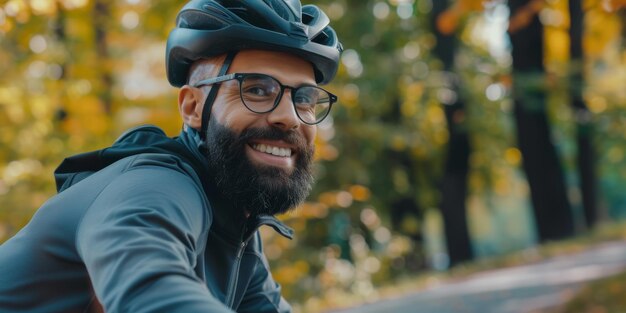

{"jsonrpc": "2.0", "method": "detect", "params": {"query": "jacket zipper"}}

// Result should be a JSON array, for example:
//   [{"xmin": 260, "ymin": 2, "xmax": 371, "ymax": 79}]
[
  {"xmin": 223, "ymin": 216, "xmax": 293, "ymax": 309},
  {"xmin": 225, "ymin": 227, "xmax": 249, "ymax": 309}
]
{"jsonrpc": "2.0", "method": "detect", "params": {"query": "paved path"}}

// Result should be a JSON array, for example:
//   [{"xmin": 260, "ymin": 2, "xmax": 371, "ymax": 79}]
[{"xmin": 329, "ymin": 241, "xmax": 626, "ymax": 313}]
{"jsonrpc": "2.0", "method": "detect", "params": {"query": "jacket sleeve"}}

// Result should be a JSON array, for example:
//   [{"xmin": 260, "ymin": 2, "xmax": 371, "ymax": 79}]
[
  {"xmin": 76, "ymin": 160, "xmax": 233, "ymax": 313},
  {"xmin": 237, "ymin": 233, "xmax": 292, "ymax": 313}
]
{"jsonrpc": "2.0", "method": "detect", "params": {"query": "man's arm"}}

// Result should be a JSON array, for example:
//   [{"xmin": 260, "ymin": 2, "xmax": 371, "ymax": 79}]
[{"xmin": 76, "ymin": 161, "xmax": 232, "ymax": 312}]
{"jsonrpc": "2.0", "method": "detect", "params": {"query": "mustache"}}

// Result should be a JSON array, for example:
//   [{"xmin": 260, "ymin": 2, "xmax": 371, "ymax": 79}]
[{"xmin": 238, "ymin": 127, "xmax": 310, "ymax": 152}]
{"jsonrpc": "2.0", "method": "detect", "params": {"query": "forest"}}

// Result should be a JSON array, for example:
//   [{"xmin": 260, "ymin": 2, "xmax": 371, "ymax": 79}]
[{"xmin": 1, "ymin": 0, "xmax": 626, "ymax": 312}]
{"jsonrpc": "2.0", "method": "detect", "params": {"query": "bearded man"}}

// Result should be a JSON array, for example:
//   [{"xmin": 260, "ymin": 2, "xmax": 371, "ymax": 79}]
[{"xmin": 0, "ymin": 1, "xmax": 342, "ymax": 312}]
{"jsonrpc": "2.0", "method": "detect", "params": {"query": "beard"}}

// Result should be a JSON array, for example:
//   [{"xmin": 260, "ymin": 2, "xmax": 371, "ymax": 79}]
[{"xmin": 203, "ymin": 117, "xmax": 314, "ymax": 216}]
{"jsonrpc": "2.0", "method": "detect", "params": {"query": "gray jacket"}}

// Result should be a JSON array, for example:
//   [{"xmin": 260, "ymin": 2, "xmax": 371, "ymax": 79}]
[{"xmin": 0, "ymin": 125, "xmax": 293, "ymax": 313}]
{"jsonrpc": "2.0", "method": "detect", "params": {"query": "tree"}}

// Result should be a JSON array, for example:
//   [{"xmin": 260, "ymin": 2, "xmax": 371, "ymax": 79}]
[
  {"xmin": 431, "ymin": 0, "xmax": 474, "ymax": 266},
  {"xmin": 508, "ymin": 0, "xmax": 575, "ymax": 241},
  {"xmin": 569, "ymin": 0, "xmax": 598, "ymax": 229},
  {"xmin": 93, "ymin": 0, "xmax": 113, "ymax": 115}
]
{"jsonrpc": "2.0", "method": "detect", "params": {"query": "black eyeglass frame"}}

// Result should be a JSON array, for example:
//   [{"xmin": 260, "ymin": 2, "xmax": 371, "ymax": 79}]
[{"xmin": 193, "ymin": 73, "xmax": 337, "ymax": 125}]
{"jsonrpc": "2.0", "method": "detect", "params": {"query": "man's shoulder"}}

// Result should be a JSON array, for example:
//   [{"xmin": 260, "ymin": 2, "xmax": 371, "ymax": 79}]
[
  {"xmin": 126, "ymin": 152, "xmax": 198, "ymax": 172},
  {"xmin": 118, "ymin": 152, "xmax": 206, "ymax": 189},
  {"xmin": 61, "ymin": 152, "xmax": 207, "ymax": 199},
  {"xmin": 85, "ymin": 153, "xmax": 212, "ymax": 223}
]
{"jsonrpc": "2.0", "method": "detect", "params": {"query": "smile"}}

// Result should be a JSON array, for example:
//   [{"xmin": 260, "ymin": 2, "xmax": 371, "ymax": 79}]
[{"xmin": 251, "ymin": 143, "xmax": 292, "ymax": 157}]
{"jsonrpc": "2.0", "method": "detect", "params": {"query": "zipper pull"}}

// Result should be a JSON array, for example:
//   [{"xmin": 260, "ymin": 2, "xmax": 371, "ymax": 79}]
[{"xmin": 237, "ymin": 242, "xmax": 246, "ymax": 260}]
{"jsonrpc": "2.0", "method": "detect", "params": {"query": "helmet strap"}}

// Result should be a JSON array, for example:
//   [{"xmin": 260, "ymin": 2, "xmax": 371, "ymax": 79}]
[{"xmin": 200, "ymin": 51, "xmax": 237, "ymax": 140}]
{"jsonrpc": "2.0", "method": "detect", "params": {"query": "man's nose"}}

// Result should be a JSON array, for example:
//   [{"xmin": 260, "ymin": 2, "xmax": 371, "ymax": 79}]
[{"xmin": 266, "ymin": 90, "xmax": 300, "ymax": 131}]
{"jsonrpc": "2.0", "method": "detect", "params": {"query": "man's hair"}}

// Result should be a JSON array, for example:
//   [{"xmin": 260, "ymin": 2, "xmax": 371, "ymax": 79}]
[{"xmin": 187, "ymin": 54, "xmax": 228, "ymax": 87}]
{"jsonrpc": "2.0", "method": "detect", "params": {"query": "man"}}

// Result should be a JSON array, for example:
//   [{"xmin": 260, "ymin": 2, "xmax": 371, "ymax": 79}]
[{"xmin": 0, "ymin": 0, "xmax": 342, "ymax": 312}]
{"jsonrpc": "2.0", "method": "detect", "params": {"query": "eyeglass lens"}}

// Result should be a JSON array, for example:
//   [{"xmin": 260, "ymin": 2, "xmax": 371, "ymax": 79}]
[{"xmin": 240, "ymin": 74, "xmax": 331, "ymax": 124}]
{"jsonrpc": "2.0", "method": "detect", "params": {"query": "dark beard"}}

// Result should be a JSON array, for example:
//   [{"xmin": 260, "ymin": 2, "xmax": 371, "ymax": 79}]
[{"xmin": 203, "ymin": 118, "xmax": 314, "ymax": 216}]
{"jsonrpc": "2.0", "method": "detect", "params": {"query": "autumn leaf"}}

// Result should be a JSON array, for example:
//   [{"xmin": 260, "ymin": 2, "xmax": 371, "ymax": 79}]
[
  {"xmin": 508, "ymin": 0, "xmax": 545, "ymax": 33},
  {"xmin": 437, "ymin": 8, "xmax": 462, "ymax": 35}
]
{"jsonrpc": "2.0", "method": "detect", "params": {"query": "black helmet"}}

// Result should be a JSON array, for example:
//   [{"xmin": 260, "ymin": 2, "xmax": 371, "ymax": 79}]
[{"xmin": 166, "ymin": 0, "xmax": 343, "ymax": 87}]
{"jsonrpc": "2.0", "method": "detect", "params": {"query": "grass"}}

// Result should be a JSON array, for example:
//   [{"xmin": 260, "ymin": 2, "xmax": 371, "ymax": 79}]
[{"xmin": 548, "ymin": 269, "xmax": 626, "ymax": 313}]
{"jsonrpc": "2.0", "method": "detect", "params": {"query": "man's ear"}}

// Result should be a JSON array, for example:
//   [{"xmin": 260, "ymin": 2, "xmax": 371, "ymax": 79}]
[{"xmin": 178, "ymin": 85, "xmax": 203, "ymax": 130}]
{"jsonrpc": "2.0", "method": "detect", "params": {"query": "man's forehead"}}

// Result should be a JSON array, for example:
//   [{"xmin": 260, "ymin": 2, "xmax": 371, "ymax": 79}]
[{"xmin": 229, "ymin": 50, "xmax": 316, "ymax": 84}]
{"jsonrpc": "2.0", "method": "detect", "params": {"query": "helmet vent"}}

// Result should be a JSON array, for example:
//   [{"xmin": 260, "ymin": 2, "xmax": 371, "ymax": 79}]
[
  {"xmin": 312, "ymin": 28, "xmax": 331, "ymax": 45},
  {"xmin": 179, "ymin": 10, "xmax": 226, "ymax": 30},
  {"xmin": 301, "ymin": 11, "xmax": 313, "ymax": 24},
  {"xmin": 214, "ymin": 1, "xmax": 280, "ymax": 32},
  {"xmin": 261, "ymin": 0, "xmax": 292, "ymax": 21}
]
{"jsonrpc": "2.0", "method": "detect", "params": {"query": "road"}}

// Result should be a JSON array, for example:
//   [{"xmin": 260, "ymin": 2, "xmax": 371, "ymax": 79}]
[{"xmin": 329, "ymin": 241, "xmax": 626, "ymax": 313}]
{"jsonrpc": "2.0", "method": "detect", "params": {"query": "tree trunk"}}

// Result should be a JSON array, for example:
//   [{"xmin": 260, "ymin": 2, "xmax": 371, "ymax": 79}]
[
  {"xmin": 93, "ymin": 0, "xmax": 113, "ymax": 114},
  {"xmin": 53, "ymin": 2, "xmax": 69, "ymax": 122},
  {"xmin": 508, "ymin": 0, "xmax": 575, "ymax": 241},
  {"xmin": 569, "ymin": 0, "xmax": 597, "ymax": 229},
  {"xmin": 431, "ymin": 0, "xmax": 473, "ymax": 266}
]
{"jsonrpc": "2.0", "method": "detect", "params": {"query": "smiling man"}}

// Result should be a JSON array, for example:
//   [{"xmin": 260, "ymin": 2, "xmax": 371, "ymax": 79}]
[
  {"xmin": 0, "ymin": 1, "xmax": 342, "ymax": 312},
  {"xmin": 185, "ymin": 50, "xmax": 323, "ymax": 218}
]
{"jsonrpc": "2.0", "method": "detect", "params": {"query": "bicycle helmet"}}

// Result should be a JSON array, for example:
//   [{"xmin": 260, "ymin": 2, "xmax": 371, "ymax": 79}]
[{"xmin": 166, "ymin": 0, "xmax": 343, "ymax": 87}]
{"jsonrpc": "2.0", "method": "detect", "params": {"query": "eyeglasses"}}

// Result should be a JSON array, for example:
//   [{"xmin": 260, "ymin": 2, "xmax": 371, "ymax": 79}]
[{"xmin": 193, "ymin": 73, "xmax": 337, "ymax": 125}]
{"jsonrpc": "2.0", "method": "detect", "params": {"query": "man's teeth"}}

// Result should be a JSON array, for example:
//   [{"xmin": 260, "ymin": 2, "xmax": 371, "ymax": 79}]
[{"xmin": 252, "ymin": 144, "xmax": 292, "ymax": 157}]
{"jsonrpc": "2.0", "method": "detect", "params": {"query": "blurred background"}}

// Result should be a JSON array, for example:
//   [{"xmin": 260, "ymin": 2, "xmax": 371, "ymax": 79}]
[{"xmin": 1, "ymin": 0, "xmax": 626, "ymax": 312}]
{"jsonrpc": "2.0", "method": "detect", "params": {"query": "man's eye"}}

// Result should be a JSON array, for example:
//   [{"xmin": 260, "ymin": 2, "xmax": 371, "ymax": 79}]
[
  {"xmin": 294, "ymin": 95, "xmax": 313, "ymax": 105},
  {"xmin": 245, "ymin": 86, "xmax": 269, "ymax": 97}
]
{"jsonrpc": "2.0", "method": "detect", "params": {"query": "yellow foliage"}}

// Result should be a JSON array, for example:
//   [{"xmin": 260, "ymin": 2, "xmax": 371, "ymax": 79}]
[
  {"xmin": 274, "ymin": 262, "xmax": 307, "ymax": 285},
  {"xmin": 458, "ymin": 0, "xmax": 491, "ymax": 11},
  {"xmin": 349, "ymin": 185, "xmax": 371, "ymax": 202},
  {"xmin": 400, "ymin": 101, "xmax": 417, "ymax": 117},
  {"xmin": 296, "ymin": 202, "xmax": 329, "ymax": 219},
  {"xmin": 284, "ymin": 217, "xmax": 306, "ymax": 232},
  {"xmin": 0, "ymin": 87, "xmax": 25, "ymax": 123},
  {"xmin": 30, "ymin": 95, "xmax": 53, "ymax": 119},
  {"xmin": 587, "ymin": 96, "xmax": 608, "ymax": 113},
  {"xmin": 0, "ymin": 19, "xmax": 14, "ymax": 34},
  {"xmin": 294, "ymin": 260, "xmax": 310, "ymax": 274},
  {"xmin": 318, "ymin": 192, "xmax": 338, "ymax": 207},
  {"xmin": 65, "ymin": 18, "xmax": 93, "ymax": 42},
  {"xmin": 592, "ymin": 0, "xmax": 626, "ymax": 11},
  {"xmin": 146, "ymin": 107, "xmax": 182, "ymax": 135},
  {"xmin": 426, "ymin": 104, "xmax": 445, "ymax": 125},
  {"xmin": 60, "ymin": 0, "xmax": 89, "ymax": 10},
  {"xmin": 544, "ymin": 28, "xmax": 569, "ymax": 64},
  {"xmin": 29, "ymin": 0, "xmax": 58, "ymax": 16},
  {"xmin": 405, "ymin": 82, "xmax": 423, "ymax": 103},
  {"xmin": 340, "ymin": 84, "xmax": 359, "ymax": 108},
  {"xmin": 400, "ymin": 215, "xmax": 420, "ymax": 235},
  {"xmin": 433, "ymin": 129, "xmax": 449, "ymax": 145},
  {"xmin": 494, "ymin": 177, "xmax": 511, "ymax": 195},
  {"xmin": 584, "ymin": 9, "xmax": 621, "ymax": 58},
  {"xmin": 390, "ymin": 135, "xmax": 406, "ymax": 151},
  {"xmin": 504, "ymin": 147, "xmax": 522, "ymax": 166},
  {"xmin": 401, "ymin": 82, "xmax": 422, "ymax": 117},
  {"xmin": 4, "ymin": 0, "xmax": 29, "ymax": 21},
  {"xmin": 315, "ymin": 143, "xmax": 339, "ymax": 161}
]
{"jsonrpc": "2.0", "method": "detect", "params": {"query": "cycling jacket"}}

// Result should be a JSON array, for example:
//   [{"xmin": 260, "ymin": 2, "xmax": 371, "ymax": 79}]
[{"xmin": 0, "ymin": 125, "xmax": 293, "ymax": 313}]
